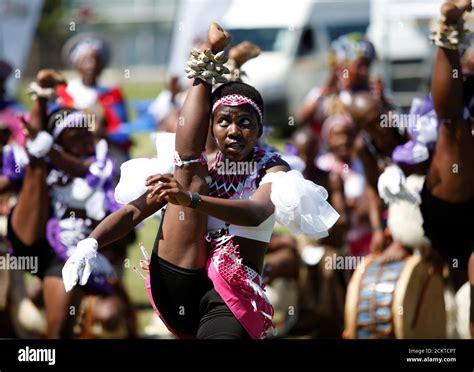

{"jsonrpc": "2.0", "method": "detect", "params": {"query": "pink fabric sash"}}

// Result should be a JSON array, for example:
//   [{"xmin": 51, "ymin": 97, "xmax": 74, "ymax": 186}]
[
  {"xmin": 144, "ymin": 234, "xmax": 274, "ymax": 339},
  {"xmin": 205, "ymin": 234, "xmax": 274, "ymax": 339}
]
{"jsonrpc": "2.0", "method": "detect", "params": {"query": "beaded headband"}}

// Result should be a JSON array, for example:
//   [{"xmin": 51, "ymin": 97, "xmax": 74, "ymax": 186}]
[{"xmin": 212, "ymin": 94, "xmax": 263, "ymax": 123}]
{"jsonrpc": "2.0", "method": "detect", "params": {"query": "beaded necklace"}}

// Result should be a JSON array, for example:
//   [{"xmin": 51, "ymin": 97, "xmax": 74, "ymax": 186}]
[{"xmin": 208, "ymin": 147, "xmax": 281, "ymax": 200}]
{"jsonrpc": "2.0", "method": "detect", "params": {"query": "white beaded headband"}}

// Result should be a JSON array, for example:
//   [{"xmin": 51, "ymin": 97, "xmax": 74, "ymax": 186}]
[{"xmin": 212, "ymin": 94, "xmax": 263, "ymax": 124}]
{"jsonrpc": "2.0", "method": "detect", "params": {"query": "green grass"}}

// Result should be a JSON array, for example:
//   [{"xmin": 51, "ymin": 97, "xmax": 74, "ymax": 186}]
[
  {"xmin": 123, "ymin": 217, "xmax": 157, "ymax": 305},
  {"xmin": 122, "ymin": 82, "xmax": 164, "ymax": 106}
]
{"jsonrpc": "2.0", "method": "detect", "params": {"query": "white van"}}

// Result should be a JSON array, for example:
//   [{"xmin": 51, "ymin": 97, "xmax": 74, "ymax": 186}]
[
  {"xmin": 367, "ymin": 0, "xmax": 445, "ymax": 110},
  {"xmin": 221, "ymin": 0, "xmax": 370, "ymax": 130}
]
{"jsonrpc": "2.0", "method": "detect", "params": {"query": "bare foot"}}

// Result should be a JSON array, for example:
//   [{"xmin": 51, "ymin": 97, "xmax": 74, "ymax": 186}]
[
  {"xmin": 208, "ymin": 22, "xmax": 232, "ymax": 53},
  {"xmin": 229, "ymin": 41, "xmax": 261, "ymax": 68},
  {"xmin": 380, "ymin": 240, "xmax": 410, "ymax": 263},
  {"xmin": 441, "ymin": 0, "xmax": 472, "ymax": 24},
  {"xmin": 36, "ymin": 69, "xmax": 66, "ymax": 88}
]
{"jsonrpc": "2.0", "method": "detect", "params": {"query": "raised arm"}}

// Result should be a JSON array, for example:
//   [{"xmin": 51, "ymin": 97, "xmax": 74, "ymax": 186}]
[
  {"xmin": 9, "ymin": 70, "xmax": 60, "ymax": 245},
  {"xmin": 431, "ymin": 1, "xmax": 471, "ymax": 121}
]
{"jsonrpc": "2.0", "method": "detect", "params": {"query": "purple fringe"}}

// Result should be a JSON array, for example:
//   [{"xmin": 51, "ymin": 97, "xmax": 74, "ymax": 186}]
[{"xmin": 2, "ymin": 147, "xmax": 25, "ymax": 182}]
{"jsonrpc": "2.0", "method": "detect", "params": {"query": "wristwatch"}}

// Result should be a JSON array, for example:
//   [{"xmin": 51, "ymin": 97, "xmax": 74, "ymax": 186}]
[{"xmin": 188, "ymin": 192, "xmax": 202, "ymax": 208}]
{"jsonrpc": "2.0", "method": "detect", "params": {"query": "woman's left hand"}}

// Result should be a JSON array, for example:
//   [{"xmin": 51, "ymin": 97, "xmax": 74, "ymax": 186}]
[{"xmin": 145, "ymin": 173, "xmax": 192, "ymax": 206}]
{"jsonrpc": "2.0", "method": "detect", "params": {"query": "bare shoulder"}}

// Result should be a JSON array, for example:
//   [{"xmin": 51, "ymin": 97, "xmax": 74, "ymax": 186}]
[
  {"xmin": 266, "ymin": 164, "xmax": 290, "ymax": 174},
  {"xmin": 265, "ymin": 156, "xmax": 290, "ymax": 174}
]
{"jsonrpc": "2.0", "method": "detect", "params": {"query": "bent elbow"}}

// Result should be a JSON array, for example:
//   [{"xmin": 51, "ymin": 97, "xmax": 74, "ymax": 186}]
[
  {"xmin": 248, "ymin": 210, "xmax": 270, "ymax": 227},
  {"xmin": 249, "ymin": 219, "xmax": 263, "ymax": 227}
]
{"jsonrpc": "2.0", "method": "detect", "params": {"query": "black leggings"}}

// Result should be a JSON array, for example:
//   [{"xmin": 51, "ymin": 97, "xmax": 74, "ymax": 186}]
[
  {"xmin": 197, "ymin": 286, "xmax": 250, "ymax": 339},
  {"xmin": 420, "ymin": 184, "xmax": 474, "ymax": 269},
  {"xmin": 149, "ymin": 252, "xmax": 250, "ymax": 339}
]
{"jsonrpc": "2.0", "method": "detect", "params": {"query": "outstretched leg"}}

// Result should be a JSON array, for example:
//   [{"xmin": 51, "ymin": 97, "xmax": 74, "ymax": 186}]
[{"xmin": 153, "ymin": 23, "xmax": 231, "ymax": 269}]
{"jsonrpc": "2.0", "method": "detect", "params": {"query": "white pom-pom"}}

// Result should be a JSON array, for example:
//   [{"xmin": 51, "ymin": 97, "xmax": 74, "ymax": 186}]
[
  {"xmin": 261, "ymin": 170, "xmax": 339, "ymax": 239},
  {"xmin": 387, "ymin": 174, "xmax": 428, "ymax": 250},
  {"xmin": 377, "ymin": 165, "xmax": 420, "ymax": 205},
  {"xmin": 377, "ymin": 165, "xmax": 406, "ymax": 204}
]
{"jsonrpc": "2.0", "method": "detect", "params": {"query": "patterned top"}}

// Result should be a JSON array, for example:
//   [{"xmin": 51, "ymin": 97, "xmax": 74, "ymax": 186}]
[{"xmin": 208, "ymin": 147, "xmax": 282, "ymax": 200}]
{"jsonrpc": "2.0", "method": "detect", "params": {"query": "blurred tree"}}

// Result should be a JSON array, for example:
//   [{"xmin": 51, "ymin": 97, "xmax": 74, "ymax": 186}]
[
  {"xmin": 37, "ymin": 0, "xmax": 66, "ymax": 36},
  {"xmin": 26, "ymin": 0, "xmax": 68, "ymax": 74}
]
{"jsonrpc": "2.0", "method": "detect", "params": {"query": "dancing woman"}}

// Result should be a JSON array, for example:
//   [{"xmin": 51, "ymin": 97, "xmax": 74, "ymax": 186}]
[{"xmin": 63, "ymin": 23, "xmax": 339, "ymax": 339}]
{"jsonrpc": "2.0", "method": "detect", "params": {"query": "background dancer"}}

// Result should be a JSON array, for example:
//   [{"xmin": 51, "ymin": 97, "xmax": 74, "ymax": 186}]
[{"xmin": 8, "ymin": 69, "xmax": 135, "ymax": 338}]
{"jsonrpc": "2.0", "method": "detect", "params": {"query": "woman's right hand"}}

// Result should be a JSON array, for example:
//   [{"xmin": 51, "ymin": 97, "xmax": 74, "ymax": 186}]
[{"xmin": 145, "ymin": 173, "xmax": 193, "ymax": 207}]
